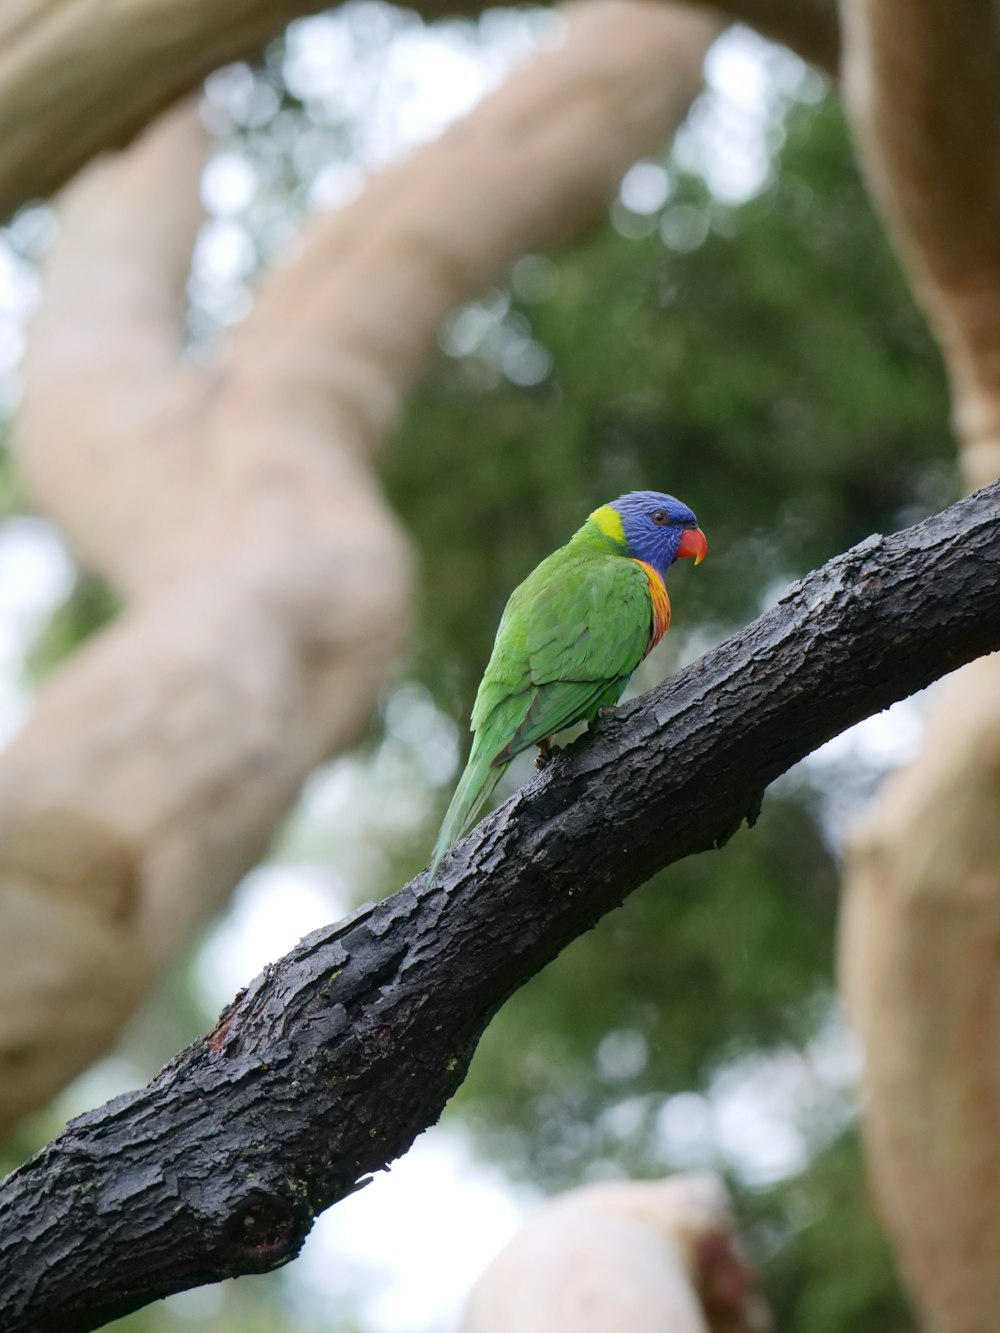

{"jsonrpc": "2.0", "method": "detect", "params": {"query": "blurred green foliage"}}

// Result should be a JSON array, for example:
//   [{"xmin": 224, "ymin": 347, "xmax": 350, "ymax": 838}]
[
  {"xmin": 0, "ymin": 428, "xmax": 26, "ymax": 519},
  {"xmin": 25, "ymin": 570, "xmax": 119, "ymax": 679},
  {"xmin": 748, "ymin": 1133, "xmax": 915, "ymax": 1332},
  {"xmin": 103, "ymin": 1278, "xmax": 361, "ymax": 1333},
  {"xmin": 0, "ymin": 457, "xmax": 12, "ymax": 519}
]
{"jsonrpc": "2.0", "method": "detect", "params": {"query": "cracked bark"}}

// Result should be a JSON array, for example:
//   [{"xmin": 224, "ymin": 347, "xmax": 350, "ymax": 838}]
[{"xmin": 1, "ymin": 480, "xmax": 998, "ymax": 1333}]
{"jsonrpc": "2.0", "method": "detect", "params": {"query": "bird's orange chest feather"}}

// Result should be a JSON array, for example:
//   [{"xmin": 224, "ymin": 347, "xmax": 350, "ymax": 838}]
[{"xmin": 631, "ymin": 559, "xmax": 671, "ymax": 654}]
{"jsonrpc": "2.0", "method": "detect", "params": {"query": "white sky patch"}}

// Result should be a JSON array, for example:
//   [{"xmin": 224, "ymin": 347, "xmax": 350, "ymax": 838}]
[
  {"xmin": 0, "ymin": 238, "xmax": 41, "ymax": 320},
  {"xmin": 297, "ymin": 1127, "xmax": 529, "ymax": 1333},
  {"xmin": 381, "ymin": 27, "xmax": 491, "ymax": 150},
  {"xmin": 282, "ymin": 6, "xmax": 556, "ymax": 181},
  {"xmin": 708, "ymin": 27, "xmax": 772, "ymax": 99},
  {"xmin": 193, "ymin": 218, "xmax": 256, "ymax": 284},
  {"xmin": 0, "ymin": 518, "xmax": 74, "ymax": 744},
  {"xmin": 620, "ymin": 161, "xmax": 672, "ymax": 215},
  {"xmin": 309, "ymin": 159, "xmax": 367, "ymax": 211},
  {"xmin": 283, "ymin": 13, "xmax": 357, "ymax": 102},
  {"xmin": 658, "ymin": 1012, "xmax": 860, "ymax": 1187},
  {"xmin": 0, "ymin": 232, "xmax": 42, "ymax": 409},
  {"xmin": 711, "ymin": 1018, "xmax": 861, "ymax": 1186},
  {"xmin": 808, "ymin": 694, "xmax": 926, "ymax": 772},
  {"xmin": 201, "ymin": 152, "xmax": 258, "ymax": 216},
  {"xmin": 674, "ymin": 25, "xmax": 827, "ymax": 205},
  {"xmin": 194, "ymin": 864, "xmax": 349, "ymax": 1012},
  {"xmin": 163, "ymin": 1283, "xmax": 227, "ymax": 1322},
  {"xmin": 795, "ymin": 693, "xmax": 929, "ymax": 839},
  {"xmin": 597, "ymin": 1029, "xmax": 650, "ymax": 1083},
  {"xmin": 48, "ymin": 1055, "xmax": 150, "ymax": 1133}
]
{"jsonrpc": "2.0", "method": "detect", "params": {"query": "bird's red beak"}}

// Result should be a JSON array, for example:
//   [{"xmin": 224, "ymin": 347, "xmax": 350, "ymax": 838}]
[{"xmin": 677, "ymin": 526, "xmax": 707, "ymax": 565}]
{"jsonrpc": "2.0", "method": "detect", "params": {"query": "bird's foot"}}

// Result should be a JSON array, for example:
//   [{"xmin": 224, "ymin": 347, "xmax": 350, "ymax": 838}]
[
  {"xmin": 598, "ymin": 706, "xmax": 616, "ymax": 719},
  {"xmin": 534, "ymin": 738, "xmax": 553, "ymax": 770}
]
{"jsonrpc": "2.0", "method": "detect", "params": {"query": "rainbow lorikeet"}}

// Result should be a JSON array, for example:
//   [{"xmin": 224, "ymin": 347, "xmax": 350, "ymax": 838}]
[{"xmin": 430, "ymin": 490, "xmax": 706, "ymax": 877}]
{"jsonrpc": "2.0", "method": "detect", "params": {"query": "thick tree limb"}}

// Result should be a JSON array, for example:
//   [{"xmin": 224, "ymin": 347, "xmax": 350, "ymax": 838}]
[
  {"xmin": 2, "ymin": 1, "xmax": 719, "ymax": 1132},
  {"xmin": 837, "ymin": 5, "xmax": 1000, "ymax": 1330},
  {"xmin": 1, "ymin": 482, "xmax": 998, "ymax": 1333},
  {"xmin": 839, "ymin": 0, "xmax": 1000, "ymax": 486}
]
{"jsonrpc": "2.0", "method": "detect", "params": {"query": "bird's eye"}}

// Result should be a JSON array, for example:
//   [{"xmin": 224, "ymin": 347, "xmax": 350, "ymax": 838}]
[{"xmin": 650, "ymin": 509, "xmax": 669, "ymax": 526}]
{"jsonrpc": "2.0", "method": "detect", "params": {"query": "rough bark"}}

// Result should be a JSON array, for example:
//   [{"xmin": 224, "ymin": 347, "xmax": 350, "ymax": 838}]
[
  {"xmin": 0, "ymin": 1, "xmax": 721, "ymax": 1132},
  {"xmin": 1, "ymin": 482, "xmax": 998, "ymax": 1333},
  {"xmin": 0, "ymin": 0, "xmax": 839, "ymax": 224},
  {"xmin": 460, "ymin": 1176, "xmax": 768, "ymax": 1333},
  {"xmin": 838, "ymin": 4, "xmax": 1000, "ymax": 1330}
]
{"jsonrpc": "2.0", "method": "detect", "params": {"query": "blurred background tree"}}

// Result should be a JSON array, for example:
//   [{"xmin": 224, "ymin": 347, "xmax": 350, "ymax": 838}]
[{"xmin": 0, "ymin": 3, "xmax": 984, "ymax": 1331}]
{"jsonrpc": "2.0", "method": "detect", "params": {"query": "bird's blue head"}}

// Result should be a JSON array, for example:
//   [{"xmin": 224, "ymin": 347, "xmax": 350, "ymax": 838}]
[{"xmin": 589, "ymin": 490, "xmax": 707, "ymax": 577}]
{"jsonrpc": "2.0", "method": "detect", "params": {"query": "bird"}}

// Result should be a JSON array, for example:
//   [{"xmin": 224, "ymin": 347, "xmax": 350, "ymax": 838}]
[{"xmin": 429, "ymin": 490, "xmax": 706, "ymax": 878}]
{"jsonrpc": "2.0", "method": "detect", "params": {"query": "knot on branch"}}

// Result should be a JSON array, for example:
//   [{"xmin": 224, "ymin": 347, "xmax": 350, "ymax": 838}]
[{"xmin": 221, "ymin": 1191, "xmax": 304, "ymax": 1269}]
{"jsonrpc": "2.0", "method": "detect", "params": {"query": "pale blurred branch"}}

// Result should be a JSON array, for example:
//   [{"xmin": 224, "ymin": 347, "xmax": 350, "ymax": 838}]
[
  {"xmin": 1, "ymin": 482, "xmax": 998, "ymax": 1332},
  {"xmin": 0, "ymin": 0, "xmax": 478, "ymax": 222},
  {"xmin": 17, "ymin": 100, "xmax": 208, "ymax": 570},
  {"xmin": 0, "ymin": 1, "xmax": 718, "ymax": 1132},
  {"xmin": 0, "ymin": 0, "xmax": 840, "ymax": 223},
  {"xmin": 227, "ymin": 0, "xmax": 722, "ymax": 450},
  {"xmin": 840, "ymin": 0, "xmax": 1000, "ymax": 487},
  {"xmin": 838, "ymin": 4, "xmax": 1000, "ymax": 1331}
]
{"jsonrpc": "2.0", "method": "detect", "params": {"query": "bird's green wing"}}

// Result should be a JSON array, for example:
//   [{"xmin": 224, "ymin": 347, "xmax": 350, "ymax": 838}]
[
  {"xmin": 429, "ymin": 551, "xmax": 652, "ymax": 877},
  {"xmin": 475, "ymin": 550, "xmax": 652, "ymax": 765}
]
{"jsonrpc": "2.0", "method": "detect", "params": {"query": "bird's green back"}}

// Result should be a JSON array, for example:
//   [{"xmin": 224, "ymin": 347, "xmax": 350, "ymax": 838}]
[
  {"xmin": 472, "ymin": 542, "xmax": 653, "ymax": 765},
  {"xmin": 429, "ymin": 539, "xmax": 653, "ymax": 877}
]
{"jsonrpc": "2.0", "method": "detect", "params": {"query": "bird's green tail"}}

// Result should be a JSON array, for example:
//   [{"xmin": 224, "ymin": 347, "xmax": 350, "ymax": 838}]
[{"xmin": 428, "ymin": 742, "xmax": 503, "ymax": 881}]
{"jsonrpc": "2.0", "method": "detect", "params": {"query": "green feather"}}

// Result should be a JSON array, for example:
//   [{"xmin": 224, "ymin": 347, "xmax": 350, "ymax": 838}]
[
  {"xmin": 429, "ymin": 518, "xmax": 655, "ymax": 879},
  {"xmin": 428, "ymin": 738, "xmax": 504, "ymax": 881}
]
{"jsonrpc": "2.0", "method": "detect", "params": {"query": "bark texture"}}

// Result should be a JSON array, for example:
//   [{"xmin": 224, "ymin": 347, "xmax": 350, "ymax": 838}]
[
  {"xmin": 0, "ymin": 0, "xmax": 838, "ymax": 223},
  {"xmin": 1, "ymin": 482, "xmax": 999, "ymax": 1333},
  {"xmin": 838, "ymin": 5, "xmax": 1000, "ymax": 1329},
  {"xmin": 0, "ymin": 1, "xmax": 721, "ymax": 1132},
  {"xmin": 460, "ymin": 1176, "xmax": 767, "ymax": 1333}
]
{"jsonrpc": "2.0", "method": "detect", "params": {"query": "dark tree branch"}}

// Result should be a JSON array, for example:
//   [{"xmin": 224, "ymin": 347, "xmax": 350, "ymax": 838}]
[{"xmin": 2, "ymin": 482, "xmax": 999, "ymax": 1332}]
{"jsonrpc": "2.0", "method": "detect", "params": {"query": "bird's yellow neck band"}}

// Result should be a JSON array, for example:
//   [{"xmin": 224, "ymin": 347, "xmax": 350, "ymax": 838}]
[{"xmin": 588, "ymin": 505, "xmax": 626, "ymax": 546}]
